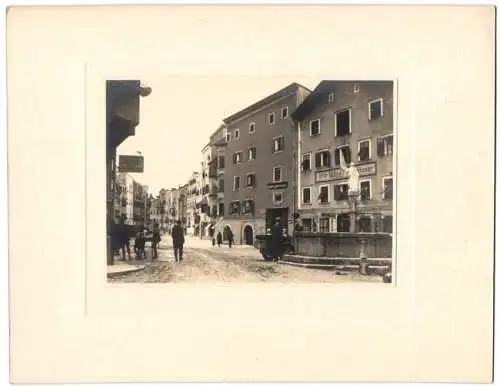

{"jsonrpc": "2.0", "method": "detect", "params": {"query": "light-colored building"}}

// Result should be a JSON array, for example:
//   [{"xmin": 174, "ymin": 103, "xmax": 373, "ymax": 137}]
[
  {"xmin": 178, "ymin": 184, "xmax": 188, "ymax": 229},
  {"xmin": 199, "ymin": 143, "xmax": 213, "ymax": 237},
  {"xmin": 209, "ymin": 125, "xmax": 228, "ymax": 240},
  {"xmin": 149, "ymin": 195, "xmax": 162, "ymax": 227},
  {"xmin": 132, "ymin": 180, "xmax": 148, "ymax": 225},
  {"xmin": 186, "ymin": 172, "xmax": 201, "ymax": 236},
  {"xmin": 115, "ymin": 173, "xmax": 135, "ymax": 224},
  {"xmin": 291, "ymin": 80, "xmax": 394, "ymax": 234}
]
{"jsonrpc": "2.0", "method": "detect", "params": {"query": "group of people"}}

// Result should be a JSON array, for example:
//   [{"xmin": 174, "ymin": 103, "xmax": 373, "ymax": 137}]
[
  {"xmin": 210, "ymin": 227, "xmax": 234, "ymax": 248},
  {"xmin": 108, "ymin": 216, "xmax": 162, "ymax": 261}
]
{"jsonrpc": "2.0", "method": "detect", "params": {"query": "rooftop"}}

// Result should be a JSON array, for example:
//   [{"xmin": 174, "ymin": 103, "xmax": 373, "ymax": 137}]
[
  {"xmin": 291, "ymin": 80, "xmax": 393, "ymax": 122},
  {"xmin": 223, "ymin": 82, "xmax": 312, "ymax": 124}
]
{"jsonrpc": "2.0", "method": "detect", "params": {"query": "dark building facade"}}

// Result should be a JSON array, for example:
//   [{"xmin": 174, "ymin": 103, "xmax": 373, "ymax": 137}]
[
  {"xmin": 219, "ymin": 83, "xmax": 311, "ymax": 245},
  {"xmin": 291, "ymin": 81, "xmax": 394, "ymax": 234},
  {"xmin": 106, "ymin": 80, "xmax": 150, "ymax": 264}
]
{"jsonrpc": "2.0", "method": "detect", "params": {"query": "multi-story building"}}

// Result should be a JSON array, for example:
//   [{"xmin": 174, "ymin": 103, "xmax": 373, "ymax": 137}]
[
  {"xmin": 185, "ymin": 172, "xmax": 201, "ymax": 235},
  {"xmin": 106, "ymin": 81, "xmax": 151, "ymax": 236},
  {"xmin": 115, "ymin": 173, "xmax": 135, "ymax": 224},
  {"xmin": 149, "ymin": 195, "xmax": 162, "ymax": 227},
  {"xmin": 219, "ymin": 83, "xmax": 311, "ymax": 245},
  {"xmin": 132, "ymin": 180, "xmax": 148, "ymax": 225},
  {"xmin": 209, "ymin": 124, "xmax": 228, "ymax": 239},
  {"xmin": 177, "ymin": 184, "xmax": 189, "ymax": 229},
  {"xmin": 165, "ymin": 188, "xmax": 179, "ymax": 227},
  {"xmin": 199, "ymin": 143, "xmax": 213, "ymax": 237},
  {"xmin": 157, "ymin": 188, "xmax": 168, "ymax": 231},
  {"xmin": 291, "ymin": 80, "xmax": 394, "ymax": 234}
]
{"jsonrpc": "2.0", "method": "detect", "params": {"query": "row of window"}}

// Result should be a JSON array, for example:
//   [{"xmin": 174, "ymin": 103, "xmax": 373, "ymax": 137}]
[
  {"xmin": 302, "ymin": 134, "xmax": 393, "ymax": 170},
  {"xmin": 225, "ymin": 106, "xmax": 290, "ymax": 141},
  {"xmin": 308, "ymin": 98, "xmax": 383, "ymax": 138},
  {"xmin": 229, "ymin": 133, "xmax": 392, "ymax": 169},
  {"xmin": 302, "ymin": 176, "xmax": 393, "ymax": 204},
  {"xmin": 231, "ymin": 166, "xmax": 283, "ymax": 191},
  {"xmin": 228, "ymin": 192, "xmax": 285, "ymax": 216},
  {"xmin": 225, "ymin": 86, "xmax": 375, "ymax": 141},
  {"xmin": 231, "ymin": 136, "xmax": 285, "ymax": 165}
]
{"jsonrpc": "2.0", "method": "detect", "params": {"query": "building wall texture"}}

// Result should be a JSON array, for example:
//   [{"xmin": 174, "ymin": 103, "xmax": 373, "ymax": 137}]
[
  {"xmin": 219, "ymin": 84, "xmax": 311, "ymax": 244},
  {"xmin": 296, "ymin": 81, "xmax": 394, "ymax": 233}
]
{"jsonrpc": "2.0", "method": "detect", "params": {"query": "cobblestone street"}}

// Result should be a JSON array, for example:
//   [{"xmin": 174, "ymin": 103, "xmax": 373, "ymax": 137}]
[{"xmin": 109, "ymin": 236, "xmax": 382, "ymax": 283}]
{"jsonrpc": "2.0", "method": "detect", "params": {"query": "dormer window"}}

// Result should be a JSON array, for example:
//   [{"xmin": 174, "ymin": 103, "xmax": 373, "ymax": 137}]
[{"xmin": 328, "ymin": 92, "xmax": 335, "ymax": 102}]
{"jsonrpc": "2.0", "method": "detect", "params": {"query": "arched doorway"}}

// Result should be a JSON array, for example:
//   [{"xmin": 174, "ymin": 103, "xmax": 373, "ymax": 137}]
[{"xmin": 243, "ymin": 225, "xmax": 254, "ymax": 245}]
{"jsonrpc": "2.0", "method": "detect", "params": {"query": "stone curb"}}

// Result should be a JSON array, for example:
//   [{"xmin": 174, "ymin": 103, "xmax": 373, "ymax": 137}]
[{"xmin": 107, "ymin": 265, "xmax": 146, "ymax": 278}]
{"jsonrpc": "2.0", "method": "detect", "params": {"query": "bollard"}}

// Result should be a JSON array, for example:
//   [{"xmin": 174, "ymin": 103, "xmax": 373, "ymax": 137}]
[{"xmin": 359, "ymin": 239, "xmax": 369, "ymax": 275}]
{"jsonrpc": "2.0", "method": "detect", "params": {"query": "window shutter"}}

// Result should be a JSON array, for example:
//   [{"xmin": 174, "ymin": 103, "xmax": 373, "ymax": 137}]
[
  {"xmin": 377, "ymin": 138, "xmax": 384, "ymax": 157},
  {"xmin": 334, "ymin": 149, "xmax": 340, "ymax": 166},
  {"xmin": 345, "ymin": 147, "xmax": 351, "ymax": 164},
  {"xmin": 324, "ymin": 152, "xmax": 331, "ymax": 167},
  {"xmin": 334, "ymin": 185, "xmax": 340, "ymax": 201},
  {"xmin": 232, "ymin": 154, "xmax": 236, "ymax": 164},
  {"xmin": 315, "ymin": 153, "xmax": 321, "ymax": 168}
]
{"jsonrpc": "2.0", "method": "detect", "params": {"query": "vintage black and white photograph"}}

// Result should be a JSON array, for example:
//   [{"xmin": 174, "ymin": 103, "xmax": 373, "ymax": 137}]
[
  {"xmin": 106, "ymin": 78, "xmax": 395, "ymax": 283},
  {"xmin": 7, "ymin": 4, "xmax": 495, "ymax": 383}
]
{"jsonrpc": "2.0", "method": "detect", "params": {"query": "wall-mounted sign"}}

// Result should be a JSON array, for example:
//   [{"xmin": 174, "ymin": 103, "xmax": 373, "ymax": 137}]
[
  {"xmin": 315, "ymin": 162, "xmax": 376, "ymax": 183},
  {"xmin": 267, "ymin": 181, "xmax": 288, "ymax": 190},
  {"xmin": 119, "ymin": 155, "xmax": 144, "ymax": 173}
]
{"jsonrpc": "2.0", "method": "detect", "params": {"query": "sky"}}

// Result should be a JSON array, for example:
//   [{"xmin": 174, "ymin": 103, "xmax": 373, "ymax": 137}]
[{"xmin": 117, "ymin": 75, "xmax": 322, "ymax": 196}]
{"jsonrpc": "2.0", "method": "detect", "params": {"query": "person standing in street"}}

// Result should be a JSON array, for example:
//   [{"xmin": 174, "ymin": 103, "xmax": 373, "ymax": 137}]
[
  {"xmin": 134, "ymin": 229, "xmax": 146, "ymax": 260},
  {"xmin": 172, "ymin": 220, "xmax": 185, "ymax": 262},
  {"xmin": 216, "ymin": 232, "xmax": 222, "ymax": 248},
  {"xmin": 152, "ymin": 223, "xmax": 161, "ymax": 260},
  {"xmin": 271, "ymin": 218, "xmax": 283, "ymax": 262},
  {"xmin": 227, "ymin": 228, "xmax": 234, "ymax": 248}
]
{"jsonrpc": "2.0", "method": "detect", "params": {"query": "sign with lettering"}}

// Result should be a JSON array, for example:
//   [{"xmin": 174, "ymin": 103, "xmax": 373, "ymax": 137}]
[
  {"xmin": 267, "ymin": 182, "xmax": 288, "ymax": 190},
  {"xmin": 119, "ymin": 155, "xmax": 144, "ymax": 173},
  {"xmin": 315, "ymin": 162, "xmax": 376, "ymax": 183}
]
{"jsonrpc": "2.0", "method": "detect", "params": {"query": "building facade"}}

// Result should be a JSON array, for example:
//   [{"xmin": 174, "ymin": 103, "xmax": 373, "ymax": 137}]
[
  {"xmin": 199, "ymin": 143, "xmax": 214, "ymax": 237},
  {"xmin": 132, "ymin": 180, "xmax": 149, "ymax": 225},
  {"xmin": 177, "ymin": 184, "xmax": 189, "ymax": 230},
  {"xmin": 219, "ymin": 83, "xmax": 311, "ymax": 245},
  {"xmin": 106, "ymin": 81, "xmax": 150, "ymax": 226},
  {"xmin": 149, "ymin": 196, "xmax": 162, "ymax": 227},
  {"xmin": 185, "ymin": 172, "xmax": 201, "ymax": 236},
  {"xmin": 114, "ymin": 173, "xmax": 135, "ymax": 224},
  {"xmin": 208, "ymin": 125, "xmax": 228, "ymax": 239},
  {"xmin": 291, "ymin": 80, "xmax": 394, "ymax": 234}
]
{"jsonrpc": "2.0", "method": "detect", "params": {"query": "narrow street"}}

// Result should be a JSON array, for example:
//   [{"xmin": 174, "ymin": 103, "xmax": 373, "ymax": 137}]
[{"xmin": 109, "ymin": 236, "xmax": 381, "ymax": 283}]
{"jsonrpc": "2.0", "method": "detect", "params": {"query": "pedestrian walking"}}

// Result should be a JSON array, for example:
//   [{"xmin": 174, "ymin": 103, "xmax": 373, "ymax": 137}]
[
  {"xmin": 152, "ymin": 223, "xmax": 161, "ymax": 260},
  {"xmin": 216, "ymin": 232, "xmax": 222, "ymax": 247},
  {"xmin": 227, "ymin": 228, "xmax": 234, "ymax": 248},
  {"xmin": 172, "ymin": 220, "xmax": 185, "ymax": 262},
  {"xmin": 211, "ymin": 236, "xmax": 216, "ymax": 247},
  {"xmin": 270, "ymin": 218, "xmax": 283, "ymax": 262}
]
